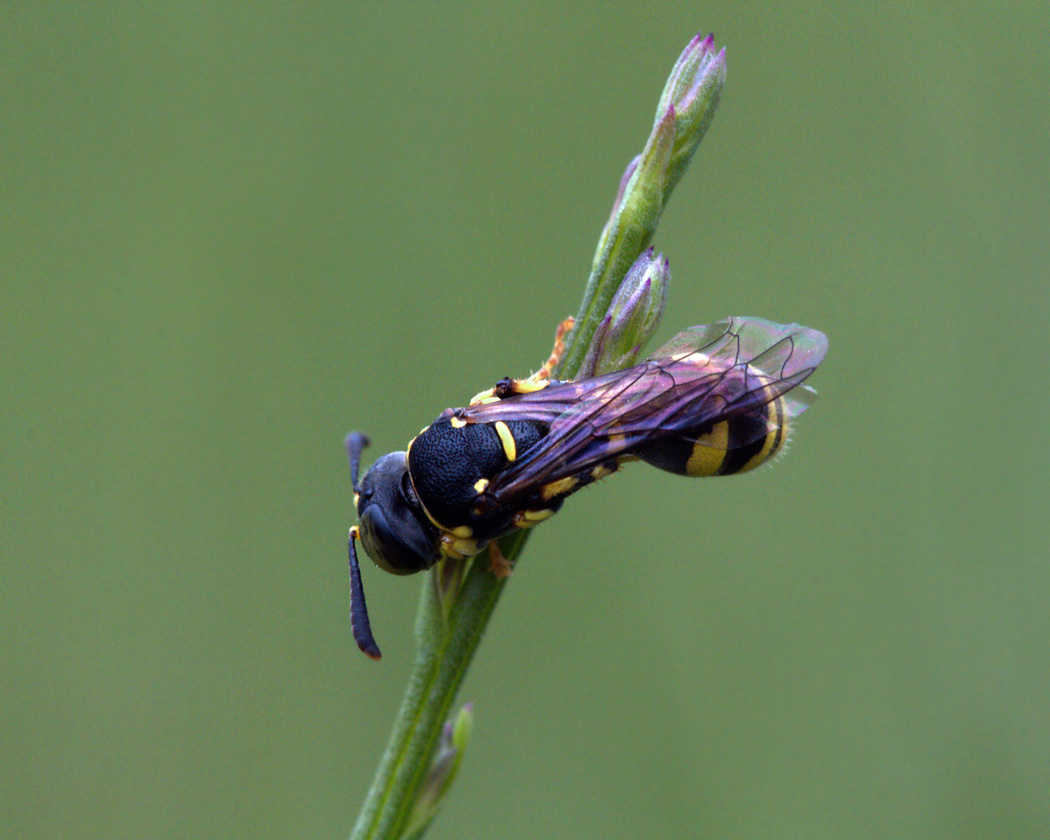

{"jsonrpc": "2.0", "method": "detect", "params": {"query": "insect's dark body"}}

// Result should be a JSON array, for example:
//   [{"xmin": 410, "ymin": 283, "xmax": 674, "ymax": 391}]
[
  {"xmin": 406, "ymin": 380, "xmax": 785, "ymax": 559},
  {"xmin": 408, "ymin": 415, "xmax": 557, "ymax": 549},
  {"xmin": 346, "ymin": 316, "xmax": 828, "ymax": 658}
]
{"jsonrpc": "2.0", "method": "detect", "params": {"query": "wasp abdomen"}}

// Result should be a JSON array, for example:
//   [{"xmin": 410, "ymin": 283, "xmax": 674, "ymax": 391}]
[
  {"xmin": 407, "ymin": 415, "xmax": 547, "ymax": 532},
  {"xmin": 635, "ymin": 397, "xmax": 785, "ymax": 477}
]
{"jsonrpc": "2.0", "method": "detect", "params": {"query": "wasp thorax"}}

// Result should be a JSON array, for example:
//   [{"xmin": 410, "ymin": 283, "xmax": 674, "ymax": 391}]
[{"xmin": 355, "ymin": 451, "xmax": 439, "ymax": 575}]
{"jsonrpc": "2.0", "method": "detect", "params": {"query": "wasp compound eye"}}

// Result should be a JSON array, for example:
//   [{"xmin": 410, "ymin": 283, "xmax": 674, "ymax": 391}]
[
  {"xmin": 354, "ymin": 451, "xmax": 438, "ymax": 576},
  {"xmin": 358, "ymin": 504, "xmax": 432, "ymax": 575}
]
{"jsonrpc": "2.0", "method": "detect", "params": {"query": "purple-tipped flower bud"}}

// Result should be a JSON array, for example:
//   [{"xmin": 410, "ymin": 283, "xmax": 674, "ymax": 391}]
[
  {"xmin": 607, "ymin": 32, "xmax": 724, "ymax": 235},
  {"xmin": 405, "ymin": 703, "xmax": 474, "ymax": 838},
  {"xmin": 656, "ymin": 33, "xmax": 721, "ymax": 121},
  {"xmin": 561, "ymin": 32, "xmax": 724, "ymax": 378},
  {"xmin": 578, "ymin": 248, "xmax": 669, "ymax": 378},
  {"xmin": 655, "ymin": 33, "xmax": 726, "ymax": 195}
]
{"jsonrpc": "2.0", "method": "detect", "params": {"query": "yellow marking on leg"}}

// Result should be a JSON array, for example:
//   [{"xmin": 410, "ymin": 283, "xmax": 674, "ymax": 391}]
[
  {"xmin": 540, "ymin": 475, "xmax": 578, "ymax": 501},
  {"xmin": 469, "ymin": 388, "xmax": 500, "ymax": 405},
  {"xmin": 494, "ymin": 421, "xmax": 517, "ymax": 461},
  {"xmin": 439, "ymin": 535, "xmax": 465, "ymax": 559},
  {"xmin": 440, "ymin": 532, "xmax": 482, "ymax": 559},
  {"xmin": 504, "ymin": 378, "xmax": 549, "ymax": 395},
  {"xmin": 451, "ymin": 525, "xmax": 473, "ymax": 538},
  {"xmin": 474, "ymin": 379, "xmax": 549, "ymax": 404},
  {"xmin": 514, "ymin": 508, "xmax": 555, "ymax": 528},
  {"xmin": 452, "ymin": 536, "xmax": 481, "ymax": 556}
]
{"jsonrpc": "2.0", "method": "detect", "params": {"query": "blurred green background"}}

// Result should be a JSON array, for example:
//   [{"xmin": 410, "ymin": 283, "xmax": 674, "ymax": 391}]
[{"xmin": 4, "ymin": 4, "xmax": 1048, "ymax": 838}]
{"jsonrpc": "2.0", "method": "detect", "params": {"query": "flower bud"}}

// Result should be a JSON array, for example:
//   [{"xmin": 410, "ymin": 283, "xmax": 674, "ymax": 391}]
[
  {"xmin": 578, "ymin": 248, "xmax": 669, "ymax": 377},
  {"xmin": 561, "ymin": 32, "xmax": 724, "ymax": 378},
  {"xmin": 405, "ymin": 703, "xmax": 474, "ymax": 839},
  {"xmin": 656, "ymin": 32, "xmax": 727, "ymax": 194}
]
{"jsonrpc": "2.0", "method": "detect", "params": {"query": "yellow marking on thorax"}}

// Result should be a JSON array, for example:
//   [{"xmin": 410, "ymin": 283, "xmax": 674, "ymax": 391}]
[
  {"xmin": 494, "ymin": 421, "xmax": 517, "ymax": 461},
  {"xmin": 473, "ymin": 477, "xmax": 490, "ymax": 494},
  {"xmin": 406, "ymin": 467, "xmax": 457, "ymax": 534},
  {"xmin": 450, "ymin": 415, "xmax": 467, "ymax": 429}
]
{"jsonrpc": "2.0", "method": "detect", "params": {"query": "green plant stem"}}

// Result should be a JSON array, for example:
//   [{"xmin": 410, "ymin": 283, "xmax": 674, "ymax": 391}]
[{"xmin": 349, "ymin": 530, "xmax": 529, "ymax": 840}]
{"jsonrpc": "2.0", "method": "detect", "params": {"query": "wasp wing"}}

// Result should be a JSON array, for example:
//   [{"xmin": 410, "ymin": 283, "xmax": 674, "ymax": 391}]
[
  {"xmin": 460, "ymin": 317, "xmax": 827, "ymax": 503},
  {"xmin": 646, "ymin": 316, "xmax": 828, "ymax": 426}
]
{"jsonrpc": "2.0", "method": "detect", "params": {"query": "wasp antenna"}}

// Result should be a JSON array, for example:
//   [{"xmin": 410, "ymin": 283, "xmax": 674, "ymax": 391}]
[
  {"xmin": 345, "ymin": 432, "xmax": 371, "ymax": 491},
  {"xmin": 348, "ymin": 527, "xmax": 382, "ymax": 660}
]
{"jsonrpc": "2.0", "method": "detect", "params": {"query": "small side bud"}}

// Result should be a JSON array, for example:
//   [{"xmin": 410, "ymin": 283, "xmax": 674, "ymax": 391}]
[
  {"xmin": 578, "ymin": 248, "xmax": 669, "ymax": 377},
  {"xmin": 605, "ymin": 154, "xmax": 640, "ymax": 228},
  {"xmin": 404, "ymin": 703, "xmax": 474, "ymax": 839}
]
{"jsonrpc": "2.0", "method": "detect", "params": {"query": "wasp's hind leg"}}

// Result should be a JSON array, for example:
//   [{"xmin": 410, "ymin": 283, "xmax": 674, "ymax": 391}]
[
  {"xmin": 532, "ymin": 315, "xmax": 575, "ymax": 382},
  {"xmin": 467, "ymin": 316, "xmax": 574, "ymax": 406},
  {"xmin": 468, "ymin": 316, "xmax": 575, "ymax": 405}
]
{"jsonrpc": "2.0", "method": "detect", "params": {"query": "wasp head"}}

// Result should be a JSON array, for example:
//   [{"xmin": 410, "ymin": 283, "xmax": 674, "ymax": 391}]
[
  {"xmin": 354, "ymin": 450, "xmax": 438, "ymax": 575},
  {"xmin": 344, "ymin": 433, "xmax": 441, "ymax": 660}
]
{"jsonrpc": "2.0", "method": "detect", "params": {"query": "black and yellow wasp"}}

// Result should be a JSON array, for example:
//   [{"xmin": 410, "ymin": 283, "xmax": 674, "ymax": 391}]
[{"xmin": 345, "ymin": 316, "xmax": 828, "ymax": 658}]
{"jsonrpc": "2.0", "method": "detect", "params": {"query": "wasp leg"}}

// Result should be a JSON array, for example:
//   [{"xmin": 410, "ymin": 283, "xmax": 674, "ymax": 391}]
[
  {"xmin": 487, "ymin": 540, "xmax": 514, "ymax": 579},
  {"xmin": 467, "ymin": 316, "xmax": 574, "ymax": 405},
  {"xmin": 469, "ymin": 375, "xmax": 552, "ymax": 405},
  {"xmin": 532, "ymin": 315, "xmax": 575, "ymax": 381}
]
